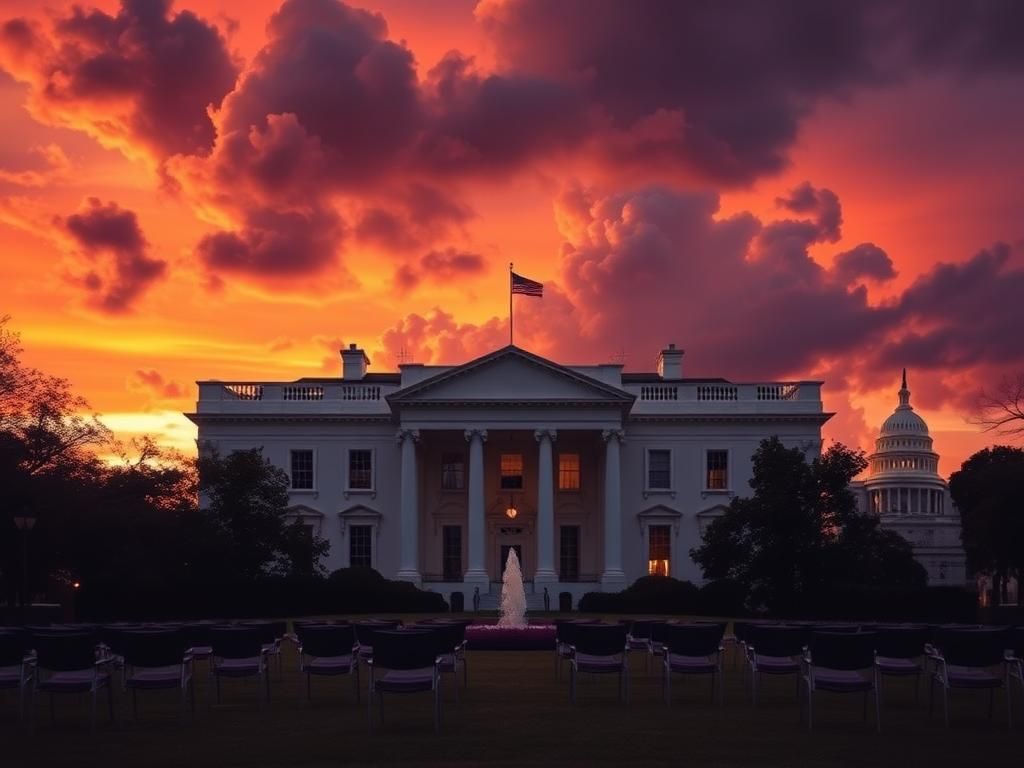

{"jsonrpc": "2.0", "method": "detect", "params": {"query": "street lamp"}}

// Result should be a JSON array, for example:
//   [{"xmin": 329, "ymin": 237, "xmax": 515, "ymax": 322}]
[{"xmin": 12, "ymin": 507, "xmax": 36, "ymax": 618}]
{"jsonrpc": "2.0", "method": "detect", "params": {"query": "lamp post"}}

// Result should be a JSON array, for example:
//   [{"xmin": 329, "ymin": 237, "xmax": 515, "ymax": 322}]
[{"xmin": 12, "ymin": 507, "xmax": 36, "ymax": 621}]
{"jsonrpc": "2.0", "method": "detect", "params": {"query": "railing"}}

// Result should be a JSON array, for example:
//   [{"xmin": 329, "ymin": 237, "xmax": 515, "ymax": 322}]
[
  {"xmin": 342, "ymin": 385, "xmax": 380, "ymax": 401},
  {"xmin": 756, "ymin": 384, "xmax": 799, "ymax": 401},
  {"xmin": 696, "ymin": 385, "xmax": 738, "ymax": 401},
  {"xmin": 225, "ymin": 384, "xmax": 263, "ymax": 401},
  {"xmin": 639, "ymin": 385, "xmax": 678, "ymax": 401},
  {"xmin": 283, "ymin": 385, "xmax": 324, "ymax": 401}
]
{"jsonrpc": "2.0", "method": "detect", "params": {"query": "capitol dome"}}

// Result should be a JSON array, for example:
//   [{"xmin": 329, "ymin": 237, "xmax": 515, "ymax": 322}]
[{"xmin": 879, "ymin": 368, "xmax": 930, "ymax": 438}]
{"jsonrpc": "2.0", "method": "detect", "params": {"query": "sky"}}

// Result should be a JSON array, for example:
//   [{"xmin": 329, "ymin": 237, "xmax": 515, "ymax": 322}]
[{"xmin": 1, "ymin": 0, "xmax": 1023, "ymax": 476}]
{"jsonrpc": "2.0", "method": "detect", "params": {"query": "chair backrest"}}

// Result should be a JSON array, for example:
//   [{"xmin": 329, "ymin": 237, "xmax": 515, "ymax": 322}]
[
  {"xmin": 0, "ymin": 631, "xmax": 27, "ymax": 666},
  {"xmin": 554, "ymin": 619, "xmax": 584, "ymax": 646},
  {"xmin": 210, "ymin": 627, "xmax": 262, "ymax": 659},
  {"xmin": 628, "ymin": 619, "xmax": 654, "ymax": 640},
  {"xmin": 665, "ymin": 623, "xmax": 723, "ymax": 657},
  {"xmin": 573, "ymin": 624, "xmax": 628, "ymax": 656},
  {"xmin": 372, "ymin": 630, "xmax": 438, "ymax": 671},
  {"xmin": 749, "ymin": 626, "xmax": 806, "ymax": 658},
  {"xmin": 875, "ymin": 626, "xmax": 929, "ymax": 659},
  {"xmin": 33, "ymin": 633, "xmax": 97, "ymax": 672},
  {"xmin": 809, "ymin": 632, "xmax": 876, "ymax": 670},
  {"xmin": 936, "ymin": 628, "xmax": 1010, "ymax": 668},
  {"xmin": 354, "ymin": 620, "xmax": 401, "ymax": 646},
  {"xmin": 426, "ymin": 621, "xmax": 467, "ymax": 653},
  {"xmin": 124, "ymin": 630, "xmax": 187, "ymax": 668},
  {"xmin": 244, "ymin": 621, "xmax": 287, "ymax": 645},
  {"xmin": 649, "ymin": 621, "xmax": 670, "ymax": 645},
  {"xmin": 182, "ymin": 622, "xmax": 213, "ymax": 650},
  {"xmin": 301, "ymin": 625, "xmax": 356, "ymax": 658}
]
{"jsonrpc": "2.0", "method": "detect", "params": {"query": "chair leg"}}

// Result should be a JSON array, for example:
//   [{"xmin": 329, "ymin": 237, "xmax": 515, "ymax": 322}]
[
  {"xmin": 306, "ymin": 670, "xmax": 312, "ymax": 702},
  {"xmin": 943, "ymin": 685, "xmax": 949, "ymax": 728},
  {"xmin": 434, "ymin": 683, "xmax": 441, "ymax": 734},
  {"xmin": 49, "ymin": 692, "xmax": 55, "ymax": 725},
  {"xmin": 569, "ymin": 666, "xmax": 576, "ymax": 704},
  {"xmin": 989, "ymin": 688, "xmax": 994, "ymax": 720},
  {"xmin": 875, "ymin": 688, "xmax": 881, "ymax": 733},
  {"xmin": 132, "ymin": 688, "xmax": 138, "ymax": 721}
]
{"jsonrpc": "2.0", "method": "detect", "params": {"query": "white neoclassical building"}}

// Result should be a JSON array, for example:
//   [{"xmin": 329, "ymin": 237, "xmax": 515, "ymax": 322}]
[
  {"xmin": 851, "ymin": 371, "xmax": 968, "ymax": 586},
  {"xmin": 187, "ymin": 343, "xmax": 830, "ymax": 606}
]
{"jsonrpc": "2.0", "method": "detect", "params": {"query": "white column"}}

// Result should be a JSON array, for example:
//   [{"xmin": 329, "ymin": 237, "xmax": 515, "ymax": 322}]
[
  {"xmin": 395, "ymin": 428, "xmax": 421, "ymax": 585},
  {"xmin": 463, "ymin": 429, "xmax": 489, "ymax": 588},
  {"xmin": 534, "ymin": 429, "xmax": 557, "ymax": 587},
  {"xmin": 601, "ymin": 428, "xmax": 626, "ymax": 590}
]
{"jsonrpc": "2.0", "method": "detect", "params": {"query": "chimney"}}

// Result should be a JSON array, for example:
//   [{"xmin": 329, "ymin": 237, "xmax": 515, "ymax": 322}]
[
  {"xmin": 341, "ymin": 343, "xmax": 370, "ymax": 380},
  {"xmin": 657, "ymin": 343, "xmax": 684, "ymax": 380}
]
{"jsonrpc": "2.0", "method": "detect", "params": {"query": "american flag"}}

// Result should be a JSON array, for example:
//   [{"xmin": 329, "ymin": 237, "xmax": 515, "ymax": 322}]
[{"xmin": 511, "ymin": 271, "xmax": 543, "ymax": 297}]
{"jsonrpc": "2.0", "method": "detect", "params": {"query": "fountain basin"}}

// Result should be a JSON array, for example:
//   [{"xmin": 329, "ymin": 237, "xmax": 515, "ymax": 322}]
[{"xmin": 465, "ymin": 623, "xmax": 556, "ymax": 651}]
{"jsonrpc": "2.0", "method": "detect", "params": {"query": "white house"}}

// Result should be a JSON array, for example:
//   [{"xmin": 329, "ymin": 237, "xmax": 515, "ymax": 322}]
[
  {"xmin": 851, "ymin": 370, "xmax": 969, "ymax": 586},
  {"xmin": 186, "ymin": 343, "xmax": 831, "ymax": 606}
]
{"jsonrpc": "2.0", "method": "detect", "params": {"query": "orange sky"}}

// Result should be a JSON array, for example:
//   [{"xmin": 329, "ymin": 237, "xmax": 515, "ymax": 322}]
[{"xmin": 2, "ymin": 0, "xmax": 1022, "ymax": 476}]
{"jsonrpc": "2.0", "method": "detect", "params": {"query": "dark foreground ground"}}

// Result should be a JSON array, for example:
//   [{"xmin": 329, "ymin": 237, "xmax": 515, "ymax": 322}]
[{"xmin": 3, "ymin": 634, "xmax": 1020, "ymax": 768}]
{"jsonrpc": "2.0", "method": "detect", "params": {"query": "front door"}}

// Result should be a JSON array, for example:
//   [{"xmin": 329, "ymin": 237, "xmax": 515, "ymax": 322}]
[{"xmin": 500, "ymin": 544, "xmax": 523, "ymax": 578}]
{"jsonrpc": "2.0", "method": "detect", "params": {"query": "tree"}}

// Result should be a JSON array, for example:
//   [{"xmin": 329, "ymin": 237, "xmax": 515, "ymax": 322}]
[
  {"xmin": 691, "ymin": 437, "xmax": 926, "ymax": 614},
  {"xmin": 972, "ymin": 374, "xmax": 1024, "ymax": 438},
  {"xmin": 196, "ymin": 448, "xmax": 329, "ymax": 580},
  {"xmin": 949, "ymin": 446, "xmax": 1024, "ymax": 606}
]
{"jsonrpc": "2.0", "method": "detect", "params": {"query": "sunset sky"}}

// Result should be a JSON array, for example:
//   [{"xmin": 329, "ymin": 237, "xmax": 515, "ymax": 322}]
[{"xmin": 1, "ymin": 0, "xmax": 1023, "ymax": 475}]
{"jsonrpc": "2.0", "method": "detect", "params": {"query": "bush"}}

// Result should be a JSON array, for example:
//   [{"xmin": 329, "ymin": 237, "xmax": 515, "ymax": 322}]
[
  {"xmin": 325, "ymin": 567, "xmax": 447, "ymax": 613},
  {"xmin": 696, "ymin": 578, "xmax": 747, "ymax": 617},
  {"xmin": 771, "ymin": 584, "xmax": 979, "ymax": 623},
  {"xmin": 578, "ymin": 575, "xmax": 700, "ymax": 614}
]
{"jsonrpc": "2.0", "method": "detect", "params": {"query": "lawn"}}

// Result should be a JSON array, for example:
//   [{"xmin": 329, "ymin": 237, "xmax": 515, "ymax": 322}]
[{"xmin": 3, "ymin": 617, "xmax": 1020, "ymax": 768}]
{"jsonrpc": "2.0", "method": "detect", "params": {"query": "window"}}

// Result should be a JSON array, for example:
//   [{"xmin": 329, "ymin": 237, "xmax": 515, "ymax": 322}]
[
  {"xmin": 647, "ymin": 449, "xmax": 671, "ymax": 490},
  {"xmin": 441, "ymin": 452, "xmax": 465, "ymax": 490},
  {"xmin": 558, "ymin": 453, "xmax": 580, "ymax": 490},
  {"xmin": 349, "ymin": 525, "xmax": 372, "ymax": 568},
  {"xmin": 705, "ymin": 449, "xmax": 728, "ymax": 490},
  {"xmin": 648, "ymin": 524, "xmax": 671, "ymax": 576},
  {"xmin": 500, "ymin": 453, "xmax": 523, "ymax": 489},
  {"xmin": 290, "ymin": 449, "xmax": 314, "ymax": 489},
  {"xmin": 560, "ymin": 526, "xmax": 580, "ymax": 581},
  {"xmin": 348, "ymin": 449, "xmax": 373, "ymax": 490},
  {"xmin": 442, "ymin": 525, "xmax": 462, "ymax": 581}
]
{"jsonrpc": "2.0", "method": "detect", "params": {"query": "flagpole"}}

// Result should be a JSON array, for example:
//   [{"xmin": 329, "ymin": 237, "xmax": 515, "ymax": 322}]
[{"xmin": 509, "ymin": 262, "xmax": 514, "ymax": 346}]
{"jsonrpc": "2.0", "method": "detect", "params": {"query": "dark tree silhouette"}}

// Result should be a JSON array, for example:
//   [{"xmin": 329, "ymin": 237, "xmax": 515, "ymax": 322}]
[
  {"xmin": 972, "ymin": 374, "xmax": 1024, "ymax": 439},
  {"xmin": 949, "ymin": 446, "xmax": 1024, "ymax": 607},
  {"xmin": 692, "ymin": 437, "xmax": 925, "ymax": 614}
]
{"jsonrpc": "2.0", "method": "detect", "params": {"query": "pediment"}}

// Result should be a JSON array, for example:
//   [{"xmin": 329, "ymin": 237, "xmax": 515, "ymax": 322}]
[
  {"xmin": 387, "ymin": 346, "xmax": 634, "ymax": 406},
  {"xmin": 637, "ymin": 504, "xmax": 683, "ymax": 521},
  {"xmin": 696, "ymin": 504, "xmax": 729, "ymax": 518},
  {"xmin": 286, "ymin": 504, "xmax": 323, "ymax": 518},
  {"xmin": 338, "ymin": 504, "xmax": 381, "ymax": 520}
]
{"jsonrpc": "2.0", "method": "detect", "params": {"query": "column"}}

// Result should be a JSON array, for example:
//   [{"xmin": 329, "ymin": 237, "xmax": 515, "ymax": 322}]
[
  {"xmin": 534, "ymin": 429, "xmax": 558, "ymax": 587},
  {"xmin": 601, "ymin": 428, "xmax": 626, "ymax": 590},
  {"xmin": 395, "ymin": 428, "xmax": 421, "ymax": 585},
  {"xmin": 463, "ymin": 429, "xmax": 489, "ymax": 588}
]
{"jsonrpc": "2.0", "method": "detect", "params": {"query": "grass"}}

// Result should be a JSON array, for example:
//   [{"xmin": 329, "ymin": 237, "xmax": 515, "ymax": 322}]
[{"xmin": 3, "ymin": 618, "xmax": 1021, "ymax": 768}]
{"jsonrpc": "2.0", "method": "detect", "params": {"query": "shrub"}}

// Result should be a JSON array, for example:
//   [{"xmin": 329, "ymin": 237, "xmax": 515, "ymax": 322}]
[
  {"xmin": 697, "ymin": 578, "xmax": 747, "ymax": 617},
  {"xmin": 578, "ymin": 575, "xmax": 700, "ymax": 614}
]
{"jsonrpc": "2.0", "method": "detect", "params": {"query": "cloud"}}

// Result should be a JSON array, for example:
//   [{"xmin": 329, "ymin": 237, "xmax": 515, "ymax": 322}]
[
  {"xmin": 0, "ymin": 0, "xmax": 240, "ymax": 161},
  {"xmin": 0, "ymin": 143, "xmax": 71, "ymax": 187},
  {"xmin": 378, "ymin": 308, "xmax": 508, "ymax": 365},
  {"xmin": 776, "ymin": 182, "xmax": 843, "ymax": 243},
  {"xmin": 59, "ymin": 197, "xmax": 166, "ymax": 313},
  {"xmin": 129, "ymin": 368, "xmax": 183, "ymax": 399},
  {"xmin": 832, "ymin": 243, "xmax": 897, "ymax": 285},
  {"xmin": 393, "ymin": 247, "xmax": 486, "ymax": 293}
]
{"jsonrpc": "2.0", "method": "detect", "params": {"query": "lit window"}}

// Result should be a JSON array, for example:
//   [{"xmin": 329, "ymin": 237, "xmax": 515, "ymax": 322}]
[
  {"xmin": 648, "ymin": 525, "xmax": 671, "ymax": 576},
  {"xmin": 706, "ymin": 450, "xmax": 728, "ymax": 490},
  {"xmin": 290, "ymin": 449, "xmax": 314, "ymax": 489},
  {"xmin": 348, "ymin": 449, "xmax": 373, "ymax": 490},
  {"xmin": 441, "ymin": 452, "xmax": 465, "ymax": 490},
  {"xmin": 647, "ymin": 449, "xmax": 671, "ymax": 490},
  {"xmin": 501, "ymin": 453, "xmax": 523, "ymax": 489},
  {"xmin": 558, "ymin": 453, "xmax": 580, "ymax": 490}
]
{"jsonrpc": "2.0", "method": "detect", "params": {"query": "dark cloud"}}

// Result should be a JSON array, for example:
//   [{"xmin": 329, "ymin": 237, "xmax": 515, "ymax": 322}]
[
  {"xmin": 776, "ymin": 182, "xmax": 843, "ymax": 242},
  {"xmin": 355, "ymin": 184, "xmax": 474, "ymax": 252},
  {"xmin": 0, "ymin": 0, "xmax": 239, "ymax": 159},
  {"xmin": 195, "ymin": 205, "xmax": 346, "ymax": 278},
  {"xmin": 392, "ymin": 248, "xmax": 485, "ymax": 293},
  {"xmin": 131, "ymin": 368, "xmax": 183, "ymax": 399},
  {"xmin": 61, "ymin": 198, "xmax": 166, "ymax": 313},
  {"xmin": 832, "ymin": 243, "xmax": 896, "ymax": 284}
]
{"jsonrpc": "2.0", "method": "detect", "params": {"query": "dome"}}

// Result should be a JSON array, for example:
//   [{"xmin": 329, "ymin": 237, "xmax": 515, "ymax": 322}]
[{"xmin": 879, "ymin": 368, "xmax": 929, "ymax": 437}]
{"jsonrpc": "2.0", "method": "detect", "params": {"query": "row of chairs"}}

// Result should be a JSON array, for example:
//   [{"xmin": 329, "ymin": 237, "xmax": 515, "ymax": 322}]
[
  {"xmin": 555, "ymin": 620, "xmax": 1024, "ymax": 731},
  {"xmin": 0, "ymin": 618, "xmax": 470, "ymax": 734}
]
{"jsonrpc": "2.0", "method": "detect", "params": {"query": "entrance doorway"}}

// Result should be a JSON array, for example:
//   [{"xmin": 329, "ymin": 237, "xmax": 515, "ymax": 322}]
[{"xmin": 500, "ymin": 544, "xmax": 523, "ymax": 578}]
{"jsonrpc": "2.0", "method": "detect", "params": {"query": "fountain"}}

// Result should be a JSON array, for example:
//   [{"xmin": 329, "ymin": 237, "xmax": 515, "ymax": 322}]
[{"xmin": 497, "ymin": 548, "xmax": 527, "ymax": 627}]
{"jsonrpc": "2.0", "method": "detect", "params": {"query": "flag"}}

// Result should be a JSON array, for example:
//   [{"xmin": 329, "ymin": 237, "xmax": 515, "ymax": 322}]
[{"xmin": 511, "ymin": 271, "xmax": 543, "ymax": 297}]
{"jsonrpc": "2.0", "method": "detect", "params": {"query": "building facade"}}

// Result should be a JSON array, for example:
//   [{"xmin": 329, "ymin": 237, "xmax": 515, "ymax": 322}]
[
  {"xmin": 851, "ymin": 371, "xmax": 968, "ymax": 585},
  {"xmin": 187, "ymin": 344, "xmax": 831, "ymax": 605}
]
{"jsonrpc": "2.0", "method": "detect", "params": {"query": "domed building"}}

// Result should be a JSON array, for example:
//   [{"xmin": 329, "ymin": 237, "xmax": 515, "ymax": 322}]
[{"xmin": 852, "ymin": 370, "xmax": 968, "ymax": 584}]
